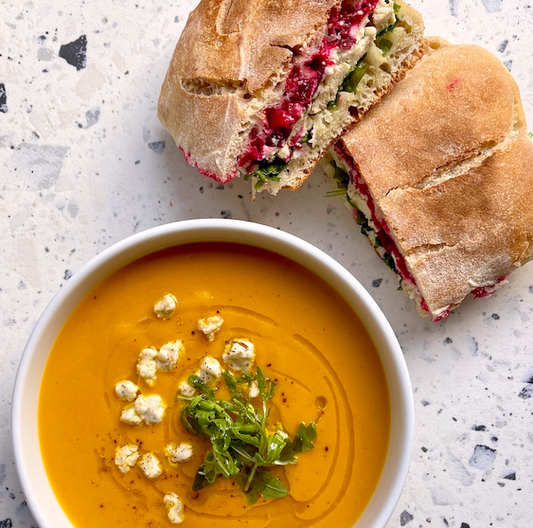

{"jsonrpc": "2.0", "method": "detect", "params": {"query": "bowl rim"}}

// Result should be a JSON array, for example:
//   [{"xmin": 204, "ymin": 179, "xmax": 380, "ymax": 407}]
[{"xmin": 12, "ymin": 218, "xmax": 414, "ymax": 528}]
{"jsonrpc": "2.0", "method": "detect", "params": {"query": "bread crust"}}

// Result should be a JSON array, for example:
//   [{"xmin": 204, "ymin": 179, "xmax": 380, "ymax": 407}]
[
  {"xmin": 339, "ymin": 43, "xmax": 532, "ymax": 317},
  {"xmin": 158, "ymin": 0, "xmax": 339, "ymax": 181},
  {"xmin": 382, "ymin": 133, "xmax": 533, "ymax": 313},
  {"xmin": 341, "ymin": 44, "xmax": 525, "ymax": 200}
]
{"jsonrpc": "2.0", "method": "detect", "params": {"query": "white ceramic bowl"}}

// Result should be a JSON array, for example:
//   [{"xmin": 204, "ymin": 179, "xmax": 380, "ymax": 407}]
[{"xmin": 12, "ymin": 218, "xmax": 414, "ymax": 528}]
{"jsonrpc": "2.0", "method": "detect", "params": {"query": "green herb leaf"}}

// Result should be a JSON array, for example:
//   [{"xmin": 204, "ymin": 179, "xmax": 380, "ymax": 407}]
[
  {"xmin": 179, "ymin": 365, "xmax": 317, "ymax": 503},
  {"xmin": 245, "ymin": 158, "xmax": 288, "ymax": 189},
  {"xmin": 280, "ymin": 422, "xmax": 317, "ymax": 462}
]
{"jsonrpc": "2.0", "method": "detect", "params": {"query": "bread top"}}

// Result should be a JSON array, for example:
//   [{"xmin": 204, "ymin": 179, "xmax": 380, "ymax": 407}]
[
  {"xmin": 379, "ymin": 132, "xmax": 533, "ymax": 315},
  {"xmin": 158, "ymin": 0, "xmax": 341, "ymax": 181},
  {"xmin": 341, "ymin": 43, "xmax": 526, "ymax": 200}
]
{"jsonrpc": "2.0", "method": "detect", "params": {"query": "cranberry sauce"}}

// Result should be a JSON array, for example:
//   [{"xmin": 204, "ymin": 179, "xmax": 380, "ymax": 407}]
[
  {"xmin": 239, "ymin": 0, "xmax": 379, "ymax": 172},
  {"xmin": 334, "ymin": 143, "xmax": 418, "ymax": 289}
]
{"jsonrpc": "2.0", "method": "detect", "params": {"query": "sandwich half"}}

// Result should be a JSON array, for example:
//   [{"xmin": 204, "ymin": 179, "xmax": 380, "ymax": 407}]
[
  {"xmin": 158, "ymin": 0, "xmax": 426, "ymax": 194},
  {"xmin": 323, "ymin": 40, "xmax": 533, "ymax": 320}
]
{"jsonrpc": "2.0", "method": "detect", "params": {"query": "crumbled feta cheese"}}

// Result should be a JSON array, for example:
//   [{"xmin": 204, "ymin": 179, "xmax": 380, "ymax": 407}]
[
  {"xmin": 164, "ymin": 492, "xmax": 184, "ymax": 524},
  {"xmin": 178, "ymin": 381, "xmax": 196, "ymax": 397},
  {"xmin": 223, "ymin": 339, "xmax": 255, "ymax": 372},
  {"xmin": 114, "ymin": 444, "xmax": 140, "ymax": 473},
  {"xmin": 157, "ymin": 340, "xmax": 184, "ymax": 371},
  {"xmin": 114, "ymin": 380, "xmax": 139, "ymax": 402},
  {"xmin": 249, "ymin": 380, "xmax": 260, "ymax": 398},
  {"xmin": 137, "ymin": 347, "xmax": 158, "ymax": 386},
  {"xmin": 198, "ymin": 355, "xmax": 222, "ymax": 383},
  {"xmin": 372, "ymin": 0, "xmax": 396, "ymax": 31},
  {"xmin": 164, "ymin": 442, "xmax": 193, "ymax": 464},
  {"xmin": 120, "ymin": 404, "xmax": 143, "ymax": 426},
  {"xmin": 153, "ymin": 293, "xmax": 178, "ymax": 320},
  {"xmin": 134, "ymin": 394, "xmax": 166, "ymax": 424},
  {"xmin": 197, "ymin": 315, "xmax": 224, "ymax": 343},
  {"xmin": 138, "ymin": 452, "xmax": 162, "ymax": 479}
]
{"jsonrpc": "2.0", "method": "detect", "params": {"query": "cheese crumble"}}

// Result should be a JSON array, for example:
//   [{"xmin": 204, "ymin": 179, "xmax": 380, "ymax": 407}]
[
  {"xmin": 223, "ymin": 339, "xmax": 255, "ymax": 372},
  {"xmin": 139, "ymin": 452, "xmax": 163, "ymax": 479},
  {"xmin": 134, "ymin": 394, "xmax": 166, "ymax": 424},
  {"xmin": 114, "ymin": 444, "xmax": 140, "ymax": 473},
  {"xmin": 164, "ymin": 492, "xmax": 184, "ymax": 524},
  {"xmin": 198, "ymin": 355, "xmax": 222, "ymax": 383},
  {"xmin": 164, "ymin": 442, "xmax": 193, "ymax": 464},
  {"xmin": 153, "ymin": 293, "xmax": 178, "ymax": 320},
  {"xmin": 114, "ymin": 380, "xmax": 139, "ymax": 401},
  {"xmin": 137, "ymin": 347, "xmax": 158, "ymax": 386},
  {"xmin": 197, "ymin": 314, "xmax": 224, "ymax": 342},
  {"xmin": 157, "ymin": 339, "xmax": 184, "ymax": 371}
]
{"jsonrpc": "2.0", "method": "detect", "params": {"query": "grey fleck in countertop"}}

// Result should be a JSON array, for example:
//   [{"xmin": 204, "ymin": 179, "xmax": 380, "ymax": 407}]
[{"xmin": 1, "ymin": 0, "xmax": 532, "ymax": 526}]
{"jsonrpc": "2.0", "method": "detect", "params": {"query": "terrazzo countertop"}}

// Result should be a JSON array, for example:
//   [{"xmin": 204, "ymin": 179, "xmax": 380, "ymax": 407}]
[{"xmin": 2, "ymin": 0, "xmax": 533, "ymax": 526}]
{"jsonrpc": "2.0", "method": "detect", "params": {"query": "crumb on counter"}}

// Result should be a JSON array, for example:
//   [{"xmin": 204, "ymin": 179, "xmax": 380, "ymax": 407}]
[
  {"xmin": 197, "ymin": 314, "xmax": 224, "ymax": 342},
  {"xmin": 164, "ymin": 492, "xmax": 184, "ymax": 524},
  {"xmin": 153, "ymin": 293, "xmax": 178, "ymax": 320},
  {"xmin": 114, "ymin": 444, "xmax": 140, "ymax": 473},
  {"xmin": 138, "ymin": 452, "xmax": 163, "ymax": 479},
  {"xmin": 223, "ymin": 339, "xmax": 255, "ymax": 372},
  {"xmin": 137, "ymin": 347, "xmax": 158, "ymax": 386},
  {"xmin": 164, "ymin": 442, "xmax": 193, "ymax": 464},
  {"xmin": 114, "ymin": 379, "xmax": 140, "ymax": 401},
  {"xmin": 157, "ymin": 339, "xmax": 184, "ymax": 371}
]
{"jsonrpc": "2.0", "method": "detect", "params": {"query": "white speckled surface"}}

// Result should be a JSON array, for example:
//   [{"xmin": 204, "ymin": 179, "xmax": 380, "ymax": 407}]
[{"xmin": 1, "ymin": 1, "xmax": 533, "ymax": 526}]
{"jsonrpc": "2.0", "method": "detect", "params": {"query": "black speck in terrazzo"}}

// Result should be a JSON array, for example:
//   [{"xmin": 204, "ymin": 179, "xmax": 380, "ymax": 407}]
[
  {"xmin": 59, "ymin": 35, "xmax": 87, "ymax": 70},
  {"xmin": 0, "ymin": 464, "xmax": 6, "ymax": 486},
  {"xmin": 491, "ymin": 313, "xmax": 500, "ymax": 320},
  {"xmin": 498, "ymin": 39, "xmax": 509, "ymax": 52},
  {"xmin": 372, "ymin": 278, "xmax": 383, "ymax": 288},
  {"xmin": 472, "ymin": 424, "xmax": 486, "ymax": 431},
  {"xmin": 15, "ymin": 501, "xmax": 27, "ymax": 513},
  {"xmin": 400, "ymin": 510, "xmax": 414, "ymax": 526},
  {"xmin": 199, "ymin": 186, "xmax": 204, "ymax": 194},
  {"xmin": 221, "ymin": 210, "xmax": 233, "ymax": 219},
  {"xmin": 216, "ymin": 183, "xmax": 225, "ymax": 190},
  {"xmin": 134, "ymin": 160, "xmax": 140, "ymax": 165},
  {"xmin": 148, "ymin": 141, "xmax": 166, "ymax": 154},
  {"xmin": 504, "ymin": 59, "xmax": 513, "ymax": 71},
  {"xmin": 421, "ymin": 399, "xmax": 430, "ymax": 406},
  {"xmin": 469, "ymin": 444, "xmax": 497, "ymax": 470},
  {"xmin": 0, "ymin": 83, "xmax": 7, "ymax": 113},
  {"xmin": 0, "ymin": 519, "xmax": 13, "ymax": 528},
  {"xmin": 64, "ymin": 269, "xmax": 73, "ymax": 280},
  {"xmin": 503, "ymin": 472, "xmax": 516, "ymax": 480},
  {"xmin": 421, "ymin": 446, "xmax": 428, "ymax": 452},
  {"xmin": 174, "ymin": 15, "xmax": 180, "ymax": 22},
  {"xmin": 443, "ymin": 337, "xmax": 453, "ymax": 345},
  {"xmin": 460, "ymin": 524, "xmax": 471, "ymax": 528},
  {"xmin": 518, "ymin": 385, "xmax": 532, "ymax": 399},
  {"xmin": 526, "ymin": 375, "xmax": 533, "ymax": 384}
]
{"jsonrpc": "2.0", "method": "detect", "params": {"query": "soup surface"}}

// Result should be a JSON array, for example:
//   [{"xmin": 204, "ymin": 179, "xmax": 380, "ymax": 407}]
[{"xmin": 39, "ymin": 242, "xmax": 390, "ymax": 527}]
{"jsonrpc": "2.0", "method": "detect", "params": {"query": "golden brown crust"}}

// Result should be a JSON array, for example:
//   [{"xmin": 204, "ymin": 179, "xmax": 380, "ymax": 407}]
[
  {"xmin": 338, "ymin": 43, "xmax": 531, "ymax": 318},
  {"xmin": 158, "ymin": 0, "xmax": 338, "ymax": 180},
  {"xmin": 341, "ymin": 44, "xmax": 525, "ymax": 200},
  {"xmin": 381, "ymin": 133, "xmax": 533, "ymax": 314}
]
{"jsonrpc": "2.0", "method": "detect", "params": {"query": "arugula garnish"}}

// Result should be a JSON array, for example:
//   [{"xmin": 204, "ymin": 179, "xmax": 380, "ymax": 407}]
[{"xmin": 179, "ymin": 368, "xmax": 317, "ymax": 503}]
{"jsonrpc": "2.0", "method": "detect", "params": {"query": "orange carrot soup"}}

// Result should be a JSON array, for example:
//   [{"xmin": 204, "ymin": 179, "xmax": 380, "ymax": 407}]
[{"xmin": 39, "ymin": 242, "xmax": 390, "ymax": 528}]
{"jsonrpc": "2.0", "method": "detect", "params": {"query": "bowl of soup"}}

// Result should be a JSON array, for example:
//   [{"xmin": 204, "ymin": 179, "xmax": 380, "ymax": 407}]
[{"xmin": 13, "ymin": 218, "xmax": 413, "ymax": 528}]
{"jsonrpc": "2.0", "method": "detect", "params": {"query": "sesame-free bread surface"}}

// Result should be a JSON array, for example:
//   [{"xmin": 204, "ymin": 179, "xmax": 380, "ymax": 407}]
[
  {"xmin": 335, "ymin": 42, "xmax": 533, "ymax": 319},
  {"xmin": 158, "ymin": 0, "xmax": 426, "ymax": 192}
]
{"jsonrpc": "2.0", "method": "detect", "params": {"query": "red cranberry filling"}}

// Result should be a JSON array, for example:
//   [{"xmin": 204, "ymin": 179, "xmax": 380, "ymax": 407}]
[{"xmin": 239, "ymin": 0, "xmax": 379, "ymax": 171}]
